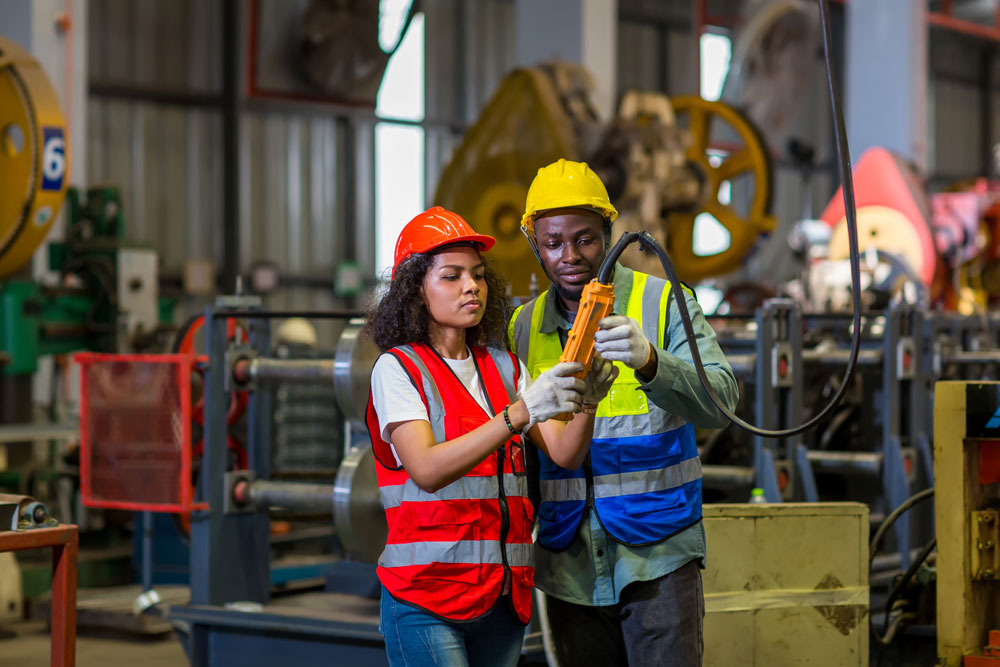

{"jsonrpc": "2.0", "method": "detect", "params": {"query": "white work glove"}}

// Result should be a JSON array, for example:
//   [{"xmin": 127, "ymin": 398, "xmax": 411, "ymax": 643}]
[
  {"xmin": 520, "ymin": 362, "xmax": 585, "ymax": 426},
  {"xmin": 593, "ymin": 316, "xmax": 654, "ymax": 370},
  {"xmin": 582, "ymin": 356, "xmax": 619, "ymax": 405}
]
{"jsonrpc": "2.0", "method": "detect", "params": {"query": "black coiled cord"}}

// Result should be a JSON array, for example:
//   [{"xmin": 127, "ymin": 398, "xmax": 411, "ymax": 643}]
[{"xmin": 600, "ymin": 0, "xmax": 862, "ymax": 438}]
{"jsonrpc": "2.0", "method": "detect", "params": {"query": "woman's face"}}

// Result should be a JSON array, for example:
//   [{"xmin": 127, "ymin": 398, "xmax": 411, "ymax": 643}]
[{"xmin": 421, "ymin": 247, "xmax": 487, "ymax": 331}]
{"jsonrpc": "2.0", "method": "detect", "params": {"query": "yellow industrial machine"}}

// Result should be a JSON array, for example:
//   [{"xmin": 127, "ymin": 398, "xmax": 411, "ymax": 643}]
[
  {"xmin": 433, "ymin": 63, "xmax": 775, "ymax": 295},
  {"xmin": 0, "ymin": 37, "xmax": 69, "ymax": 279},
  {"xmin": 934, "ymin": 382, "xmax": 1000, "ymax": 666}
]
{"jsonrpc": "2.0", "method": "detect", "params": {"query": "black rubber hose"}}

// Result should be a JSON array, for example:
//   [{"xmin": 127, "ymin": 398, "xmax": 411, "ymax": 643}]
[
  {"xmin": 870, "ymin": 487, "xmax": 935, "ymax": 565},
  {"xmin": 591, "ymin": 0, "xmax": 862, "ymax": 438}
]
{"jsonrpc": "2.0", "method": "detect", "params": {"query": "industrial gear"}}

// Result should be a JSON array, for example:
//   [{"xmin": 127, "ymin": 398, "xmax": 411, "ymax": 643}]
[
  {"xmin": 509, "ymin": 265, "xmax": 702, "ymax": 549},
  {"xmin": 520, "ymin": 159, "xmax": 618, "ymax": 236},
  {"xmin": 275, "ymin": 317, "xmax": 318, "ymax": 347},
  {"xmin": 0, "ymin": 37, "xmax": 70, "ymax": 278},
  {"xmin": 367, "ymin": 343, "xmax": 534, "ymax": 623},
  {"xmin": 392, "ymin": 206, "xmax": 495, "ymax": 276},
  {"xmin": 581, "ymin": 356, "xmax": 619, "ymax": 405},
  {"xmin": 518, "ymin": 361, "xmax": 586, "ymax": 427},
  {"xmin": 593, "ymin": 315, "xmax": 654, "ymax": 370}
]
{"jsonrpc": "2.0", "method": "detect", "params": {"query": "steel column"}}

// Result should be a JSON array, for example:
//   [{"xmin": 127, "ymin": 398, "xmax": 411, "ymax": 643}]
[{"xmin": 190, "ymin": 306, "xmax": 269, "ymax": 607}]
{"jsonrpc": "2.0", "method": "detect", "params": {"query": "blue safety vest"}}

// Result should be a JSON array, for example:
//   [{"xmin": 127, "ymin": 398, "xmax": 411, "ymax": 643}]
[{"xmin": 508, "ymin": 266, "xmax": 702, "ymax": 549}]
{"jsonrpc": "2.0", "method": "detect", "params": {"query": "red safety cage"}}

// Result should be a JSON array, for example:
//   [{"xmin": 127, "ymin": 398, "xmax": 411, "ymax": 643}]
[{"xmin": 75, "ymin": 352, "xmax": 206, "ymax": 513}]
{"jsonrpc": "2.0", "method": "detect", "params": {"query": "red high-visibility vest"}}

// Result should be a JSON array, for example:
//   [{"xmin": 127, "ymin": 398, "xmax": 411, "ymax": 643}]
[{"xmin": 367, "ymin": 343, "xmax": 534, "ymax": 623}]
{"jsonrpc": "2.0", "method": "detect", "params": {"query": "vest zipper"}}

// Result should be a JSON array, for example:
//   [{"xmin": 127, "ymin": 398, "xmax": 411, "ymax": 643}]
[{"xmin": 496, "ymin": 447, "xmax": 512, "ymax": 592}]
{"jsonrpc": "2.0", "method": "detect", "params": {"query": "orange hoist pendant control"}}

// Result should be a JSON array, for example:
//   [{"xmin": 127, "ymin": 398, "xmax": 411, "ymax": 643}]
[{"xmin": 554, "ymin": 280, "xmax": 616, "ymax": 421}]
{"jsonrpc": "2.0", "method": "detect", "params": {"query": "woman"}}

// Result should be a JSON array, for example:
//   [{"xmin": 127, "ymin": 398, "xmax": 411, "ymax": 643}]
[{"xmin": 366, "ymin": 206, "xmax": 616, "ymax": 667}]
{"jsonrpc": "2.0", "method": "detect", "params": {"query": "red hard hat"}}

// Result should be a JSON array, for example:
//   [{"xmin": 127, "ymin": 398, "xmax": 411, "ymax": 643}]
[{"xmin": 392, "ymin": 207, "xmax": 495, "ymax": 276}]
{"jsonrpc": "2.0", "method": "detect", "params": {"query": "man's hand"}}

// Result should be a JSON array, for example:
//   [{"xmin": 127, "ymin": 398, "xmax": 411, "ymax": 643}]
[
  {"xmin": 582, "ymin": 356, "xmax": 618, "ymax": 405},
  {"xmin": 520, "ymin": 362, "xmax": 585, "ymax": 426},
  {"xmin": 593, "ymin": 316, "xmax": 654, "ymax": 370}
]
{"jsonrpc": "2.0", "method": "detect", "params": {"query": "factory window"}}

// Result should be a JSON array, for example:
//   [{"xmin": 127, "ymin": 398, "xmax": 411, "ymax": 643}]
[
  {"xmin": 699, "ymin": 32, "xmax": 731, "ymax": 101},
  {"xmin": 375, "ymin": 4, "xmax": 425, "ymax": 278}
]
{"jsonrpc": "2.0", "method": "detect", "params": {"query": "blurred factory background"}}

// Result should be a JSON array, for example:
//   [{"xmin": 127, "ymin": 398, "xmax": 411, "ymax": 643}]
[{"xmin": 3, "ymin": 0, "xmax": 1000, "ymax": 665}]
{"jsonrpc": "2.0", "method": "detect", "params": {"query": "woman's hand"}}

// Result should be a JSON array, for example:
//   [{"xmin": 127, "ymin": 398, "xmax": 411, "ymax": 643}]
[
  {"xmin": 520, "ymin": 361, "xmax": 585, "ymax": 426},
  {"xmin": 582, "ymin": 356, "xmax": 618, "ymax": 406}
]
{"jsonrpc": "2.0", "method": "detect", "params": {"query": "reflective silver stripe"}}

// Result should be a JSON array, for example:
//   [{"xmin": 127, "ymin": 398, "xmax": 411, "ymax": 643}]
[
  {"xmin": 595, "ymin": 411, "xmax": 686, "ymax": 439},
  {"xmin": 395, "ymin": 346, "xmax": 446, "ymax": 442},
  {"xmin": 539, "ymin": 477, "xmax": 587, "ymax": 503},
  {"xmin": 486, "ymin": 348, "xmax": 518, "ymax": 403},
  {"xmin": 641, "ymin": 274, "xmax": 667, "ymax": 345},
  {"xmin": 592, "ymin": 457, "xmax": 702, "ymax": 498},
  {"xmin": 512, "ymin": 300, "xmax": 536, "ymax": 363},
  {"xmin": 379, "ymin": 539, "xmax": 534, "ymax": 568},
  {"xmin": 380, "ymin": 474, "xmax": 528, "ymax": 509},
  {"xmin": 505, "ymin": 542, "xmax": 533, "ymax": 568}
]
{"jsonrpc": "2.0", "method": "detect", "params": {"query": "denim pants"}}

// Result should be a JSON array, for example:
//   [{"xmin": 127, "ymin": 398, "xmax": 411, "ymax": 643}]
[
  {"xmin": 379, "ymin": 587, "xmax": 526, "ymax": 667},
  {"xmin": 545, "ymin": 559, "xmax": 704, "ymax": 667}
]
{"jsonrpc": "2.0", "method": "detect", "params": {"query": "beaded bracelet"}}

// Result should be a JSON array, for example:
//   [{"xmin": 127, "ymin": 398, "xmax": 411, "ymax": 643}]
[{"xmin": 502, "ymin": 404, "xmax": 518, "ymax": 435}]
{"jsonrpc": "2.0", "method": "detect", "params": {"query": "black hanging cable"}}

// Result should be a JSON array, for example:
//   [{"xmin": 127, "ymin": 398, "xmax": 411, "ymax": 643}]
[{"xmin": 594, "ymin": 0, "xmax": 862, "ymax": 437}]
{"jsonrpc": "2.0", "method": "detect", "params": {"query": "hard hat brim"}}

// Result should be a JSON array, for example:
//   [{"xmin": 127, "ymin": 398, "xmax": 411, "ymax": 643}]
[{"xmin": 427, "ymin": 233, "xmax": 496, "ymax": 255}]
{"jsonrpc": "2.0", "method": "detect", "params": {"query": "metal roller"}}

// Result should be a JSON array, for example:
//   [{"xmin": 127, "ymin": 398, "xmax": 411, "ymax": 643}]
[
  {"xmin": 231, "ymin": 479, "xmax": 335, "ymax": 512},
  {"xmin": 333, "ymin": 318, "xmax": 381, "ymax": 422},
  {"xmin": 233, "ymin": 357, "xmax": 335, "ymax": 385},
  {"xmin": 806, "ymin": 451, "xmax": 882, "ymax": 475},
  {"xmin": 332, "ymin": 443, "xmax": 386, "ymax": 564}
]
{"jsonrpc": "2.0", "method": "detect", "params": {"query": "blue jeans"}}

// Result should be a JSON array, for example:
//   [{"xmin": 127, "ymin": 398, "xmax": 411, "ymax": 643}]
[{"xmin": 379, "ymin": 587, "xmax": 526, "ymax": 667}]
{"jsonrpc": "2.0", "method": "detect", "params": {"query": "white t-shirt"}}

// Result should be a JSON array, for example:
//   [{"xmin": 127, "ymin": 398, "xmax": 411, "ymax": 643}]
[{"xmin": 370, "ymin": 348, "xmax": 531, "ymax": 465}]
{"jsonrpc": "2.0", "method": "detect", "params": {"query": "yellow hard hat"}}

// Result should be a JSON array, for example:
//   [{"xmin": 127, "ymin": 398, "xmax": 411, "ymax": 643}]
[{"xmin": 520, "ymin": 159, "xmax": 619, "ymax": 238}]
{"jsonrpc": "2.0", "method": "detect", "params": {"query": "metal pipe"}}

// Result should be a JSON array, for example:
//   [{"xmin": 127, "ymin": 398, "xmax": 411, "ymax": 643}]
[
  {"xmin": 724, "ymin": 348, "xmax": 883, "ymax": 376},
  {"xmin": 807, "ymin": 450, "xmax": 882, "ymax": 475},
  {"xmin": 238, "ymin": 480, "xmax": 335, "ymax": 512},
  {"xmin": 941, "ymin": 350, "xmax": 1000, "ymax": 365},
  {"xmin": 234, "ymin": 358, "xmax": 335, "ymax": 385},
  {"xmin": 212, "ymin": 309, "xmax": 366, "ymax": 319},
  {"xmin": 928, "ymin": 11, "xmax": 1000, "ymax": 43},
  {"xmin": 701, "ymin": 465, "xmax": 755, "ymax": 486},
  {"xmin": 802, "ymin": 348, "xmax": 883, "ymax": 365}
]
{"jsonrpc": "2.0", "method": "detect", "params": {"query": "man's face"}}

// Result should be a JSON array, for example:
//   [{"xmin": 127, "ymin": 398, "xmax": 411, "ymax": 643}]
[{"xmin": 533, "ymin": 208, "xmax": 607, "ymax": 305}]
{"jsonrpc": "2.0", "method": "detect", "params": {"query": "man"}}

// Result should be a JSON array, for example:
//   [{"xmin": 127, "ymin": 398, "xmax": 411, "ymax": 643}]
[{"xmin": 507, "ymin": 159, "xmax": 739, "ymax": 667}]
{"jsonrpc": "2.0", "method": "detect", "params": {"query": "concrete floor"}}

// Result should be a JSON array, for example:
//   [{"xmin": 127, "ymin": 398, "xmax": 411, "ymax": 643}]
[{"xmin": 1, "ymin": 620, "xmax": 187, "ymax": 667}]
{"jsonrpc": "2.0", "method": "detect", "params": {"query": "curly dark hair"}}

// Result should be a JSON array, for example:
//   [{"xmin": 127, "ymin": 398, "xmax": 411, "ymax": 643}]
[{"xmin": 365, "ymin": 250, "xmax": 512, "ymax": 352}]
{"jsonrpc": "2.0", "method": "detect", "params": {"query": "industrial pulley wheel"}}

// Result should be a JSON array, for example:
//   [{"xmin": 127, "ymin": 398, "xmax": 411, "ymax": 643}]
[
  {"xmin": 667, "ymin": 96, "xmax": 775, "ymax": 282},
  {"xmin": 0, "ymin": 38, "xmax": 69, "ymax": 278},
  {"xmin": 333, "ymin": 318, "xmax": 382, "ymax": 423},
  {"xmin": 333, "ymin": 444, "xmax": 387, "ymax": 564}
]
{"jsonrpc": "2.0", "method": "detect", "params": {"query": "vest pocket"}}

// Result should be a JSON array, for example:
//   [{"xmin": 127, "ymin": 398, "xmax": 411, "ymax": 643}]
[
  {"xmin": 410, "ymin": 502, "xmax": 485, "ymax": 585},
  {"xmin": 600, "ymin": 370, "xmax": 648, "ymax": 417},
  {"xmin": 617, "ymin": 436, "xmax": 682, "ymax": 470},
  {"xmin": 622, "ymin": 485, "xmax": 685, "ymax": 519}
]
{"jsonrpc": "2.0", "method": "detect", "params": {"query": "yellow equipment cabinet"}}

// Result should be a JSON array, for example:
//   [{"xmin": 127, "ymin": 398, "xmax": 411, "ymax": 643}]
[
  {"xmin": 934, "ymin": 382, "xmax": 1000, "ymax": 666},
  {"xmin": 703, "ymin": 503, "xmax": 870, "ymax": 666},
  {"xmin": 0, "ymin": 37, "xmax": 69, "ymax": 279}
]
